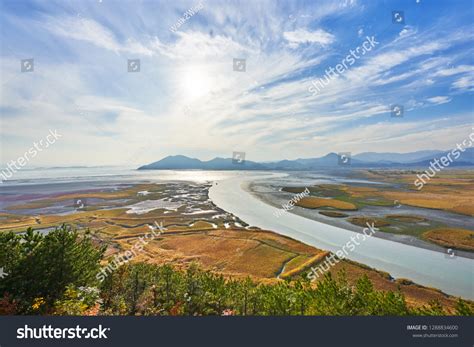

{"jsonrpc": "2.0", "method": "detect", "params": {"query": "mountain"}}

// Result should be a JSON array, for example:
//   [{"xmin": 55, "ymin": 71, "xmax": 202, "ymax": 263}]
[
  {"xmin": 408, "ymin": 147, "xmax": 474, "ymax": 166},
  {"xmin": 353, "ymin": 150, "xmax": 444, "ymax": 163},
  {"xmin": 412, "ymin": 147, "xmax": 474, "ymax": 164},
  {"xmin": 138, "ymin": 155, "xmax": 265, "ymax": 170},
  {"xmin": 201, "ymin": 157, "xmax": 265, "ymax": 170},
  {"xmin": 295, "ymin": 153, "xmax": 340, "ymax": 167},
  {"xmin": 292, "ymin": 153, "xmax": 365, "ymax": 168},
  {"xmin": 138, "ymin": 149, "xmax": 474, "ymax": 170},
  {"xmin": 139, "ymin": 155, "xmax": 204, "ymax": 170},
  {"xmin": 265, "ymin": 159, "xmax": 307, "ymax": 170}
]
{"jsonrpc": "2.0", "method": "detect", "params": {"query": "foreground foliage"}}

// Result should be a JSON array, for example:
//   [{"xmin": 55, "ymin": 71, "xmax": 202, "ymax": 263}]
[
  {"xmin": 0, "ymin": 225, "xmax": 104, "ymax": 314},
  {"xmin": 99, "ymin": 263, "xmax": 472, "ymax": 316},
  {"xmin": 0, "ymin": 226, "xmax": 472, "ymax": 316}
]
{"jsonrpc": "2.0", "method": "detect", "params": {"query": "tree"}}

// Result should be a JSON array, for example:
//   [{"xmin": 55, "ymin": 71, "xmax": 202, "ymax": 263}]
[{"xmin": 0, "ymin": 225, "xmax": 105, "ymax": 314}]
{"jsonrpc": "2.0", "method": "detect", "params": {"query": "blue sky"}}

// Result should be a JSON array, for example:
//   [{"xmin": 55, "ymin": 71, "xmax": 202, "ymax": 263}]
[{"xmin": 0, "ymin": 0, "xmax": 473, "ymax": 166}]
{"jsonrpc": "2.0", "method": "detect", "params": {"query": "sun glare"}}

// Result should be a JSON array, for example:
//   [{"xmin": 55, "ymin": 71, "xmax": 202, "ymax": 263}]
[{"xmin": 179, "ymin": 67, "xmax": 213, "ymax": 101}]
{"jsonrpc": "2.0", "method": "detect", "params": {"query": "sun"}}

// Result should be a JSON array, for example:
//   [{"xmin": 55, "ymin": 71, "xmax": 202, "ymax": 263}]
[{"xmin": 179, "ymin": 66, "xmax": 213, "ymax": 101}]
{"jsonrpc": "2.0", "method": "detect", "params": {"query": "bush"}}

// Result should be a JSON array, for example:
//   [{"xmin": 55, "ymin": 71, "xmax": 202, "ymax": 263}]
[
  {"xmin": 98, "ymin": 263, "xmax": 419, "ymax": 316},
  {"xmin": 2, "ymin": 225, "xmax": 472, "ymax": 316},
  {"xmin": 0, "ymin": 225, "xmax": 105, "ymax": 314}
]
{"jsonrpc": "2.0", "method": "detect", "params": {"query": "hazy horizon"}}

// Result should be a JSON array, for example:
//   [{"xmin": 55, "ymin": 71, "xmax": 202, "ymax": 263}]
[{"xmin": 3, "ymin": 147, "xmax": 471, "ymax": 169}]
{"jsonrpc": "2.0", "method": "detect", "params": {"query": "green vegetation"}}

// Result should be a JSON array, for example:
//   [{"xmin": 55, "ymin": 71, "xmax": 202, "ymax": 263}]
[
  {"xmin": 0, "ymin": 225, "xmax": 105, "ymax": 314},
  {"xmin": 283, "ymin": 185, "xmax": 394, "ymax": 210},
  {"xmin": 318, "ymin": 211, "xmax": 348, "ymax": 218},
  {"xmin": 283, "ymin": 184, "xmax": 471, "ymax": 248},
  {"xmin": 386, "ymin": 215, "xmax": 426, "ymax": 223},
  {"xmin": 1, "ymin": 226, "xmax": 472, "ymax": 316},
  {"xmin": 295, "ymin": 197, "xmax": 357, "ymax": 211},
  {"xmin": 348, "ymin": 216, "xmax": 390, "ymax": 228}
]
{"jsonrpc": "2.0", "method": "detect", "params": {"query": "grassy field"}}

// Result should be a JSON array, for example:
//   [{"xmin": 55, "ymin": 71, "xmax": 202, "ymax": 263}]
[
  {"xmin": 364, "ymin": 170, "xmax": 474, "ymax": 216},
  {"xmin": 318, "ymin": 211, "xmax": 348, "ymax": 218},
  {"xmin": 287, "ymin": 170, "xmax": 474, "ymax": 216},
  {"xmin": 347, "ymin": 216, "xmax": 390, "ymax": 228},
  {"xmin": 281, "ymin": 170, "xmax": 474, "ymax": 251},
  {"xmin": 296, "ymin": 196, "xmax": 358, "ymax": 210},
  {"xmin": 422, "ymin": 228, "xmax": 474, "ymax": 252},
  {"xmin": 1, "ymin": 181, "xmax": 471, "ymax": 311}
]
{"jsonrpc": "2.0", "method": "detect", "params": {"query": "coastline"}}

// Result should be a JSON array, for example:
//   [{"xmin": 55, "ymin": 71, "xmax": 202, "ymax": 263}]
[
  {"xmin": 245, "ymin": 181, "xmax": 474, "ymax": 260},
  {"xmin": 209, "ymin": 173, "xmax": 474, "ymax": 300}
]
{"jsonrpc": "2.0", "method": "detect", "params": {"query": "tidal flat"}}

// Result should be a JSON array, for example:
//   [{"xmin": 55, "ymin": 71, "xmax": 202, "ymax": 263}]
[
  {"xmin": 249, "ymin": 170, "xmax": 474, "ymax": 258},
  {"xmin": 2, "ymin": 174, "xmax": 471, "ymax": 311}
]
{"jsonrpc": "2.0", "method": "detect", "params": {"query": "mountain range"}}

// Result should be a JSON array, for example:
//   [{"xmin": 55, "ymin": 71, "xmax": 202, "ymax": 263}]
[{"xmin": 138, "ymin": 148, "xmax": 474, "ymax": 170}]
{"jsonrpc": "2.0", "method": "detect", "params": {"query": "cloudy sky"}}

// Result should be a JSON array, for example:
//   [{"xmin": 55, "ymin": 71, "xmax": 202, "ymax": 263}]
[{"xmin": 0, "ymin": 0, "xmax": 473, "ymax": 166}]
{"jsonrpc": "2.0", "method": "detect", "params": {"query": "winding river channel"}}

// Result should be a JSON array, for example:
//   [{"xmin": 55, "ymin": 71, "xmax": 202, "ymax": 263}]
[
  {"xmin": 3, "ymin": 167, "xmax": 473, "ymax": 299},
  {"xmin": 209, "ymin": 173, "xmax": 474, "ymax": 300}
]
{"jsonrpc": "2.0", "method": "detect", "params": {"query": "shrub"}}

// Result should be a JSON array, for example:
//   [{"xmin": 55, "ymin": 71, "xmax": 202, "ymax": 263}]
[{"xmin": 0, "ymin": 225, "xmax": 105, "ymax": 314}]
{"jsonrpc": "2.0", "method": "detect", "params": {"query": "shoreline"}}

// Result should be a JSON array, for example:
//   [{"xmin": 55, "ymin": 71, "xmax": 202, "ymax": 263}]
[
  {"xmin": 208, "ymin": 174, "xmax": 474, "ymax": 300},
  {"xmin": 2, "ymin": 169, "xmax": 473, "ymax": 300},
  {"xmin": 245, "ymin": 181, "xmax": 474, "ymax": 260}
]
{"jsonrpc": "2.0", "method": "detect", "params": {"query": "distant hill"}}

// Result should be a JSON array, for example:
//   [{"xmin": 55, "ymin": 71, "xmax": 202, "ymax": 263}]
[
  {"xmin": 138, "ymin": 148, "xmax": 474, "ymax": 170},
  {"xmin": 352, "ymin": 150, "xmax": 444, "ymax": 163},
  {"xmin": 140, "ymin": 155, "xmax": 204, "ymax": 169},
  {"xmin": 138, "ymin": 155, "xmax": 265, "ymax": 170},
  {"xmin": 407, "ymin": 147, "xmax": 474, "ymax": 167}
]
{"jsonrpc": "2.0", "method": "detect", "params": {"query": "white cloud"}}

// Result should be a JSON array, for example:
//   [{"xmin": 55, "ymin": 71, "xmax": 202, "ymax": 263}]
[
  {"xmin": 45, "ymin": 16, "xmax": 154, "ymax": 55},
  {"xmin": 1, "ymin": 1, "xmax": 472, "ymax": 165},
  {"xmin": 399, "ymin": 26, "xmax": 417, "ymax": 38},
  {"xmin": 283, "ymin": 29, "xmax": 335, "ymax": 47},
  {"xmin": 426, "ymin": 96, "xmax": 452, "ymax": 105},
  {"xmin": 452, "ymin": 75, "xmax": 474, "ymax": 91},
  {"xmin": 433, "ymin": 65, "xmax": 474, "ymax": 77}
]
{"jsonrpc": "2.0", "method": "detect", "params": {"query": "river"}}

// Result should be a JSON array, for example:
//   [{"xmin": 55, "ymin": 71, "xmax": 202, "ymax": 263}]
[
  {"xmin": 2, "ymin": 167, "xmax": 473, "ymax": 299},
  {"xmin": 209, "ymin": 173, "xmax": 474, "ymax": 300}
]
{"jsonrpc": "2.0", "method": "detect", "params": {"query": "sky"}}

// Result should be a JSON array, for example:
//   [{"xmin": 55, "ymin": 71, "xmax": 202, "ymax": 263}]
[{"xmin": 0, "ymin": 0, "xmax": 473, "ymax": 166}]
